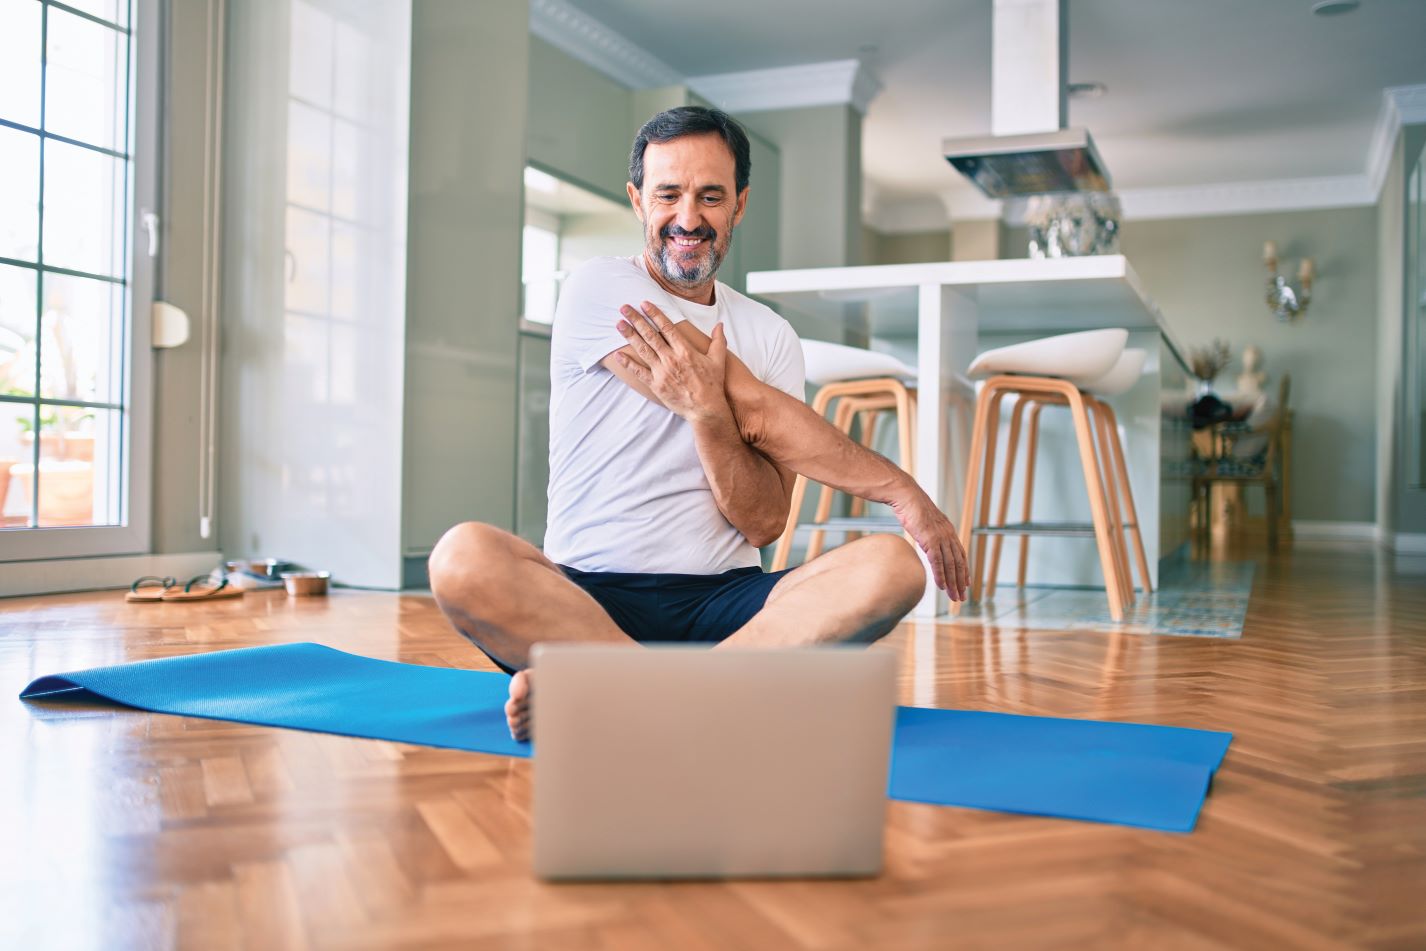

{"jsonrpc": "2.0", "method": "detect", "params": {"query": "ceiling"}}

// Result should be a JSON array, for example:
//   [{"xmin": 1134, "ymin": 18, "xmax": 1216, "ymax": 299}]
[{"xmin": 559, "ymin": 0, "xmax": 1426, "ymax": 222}]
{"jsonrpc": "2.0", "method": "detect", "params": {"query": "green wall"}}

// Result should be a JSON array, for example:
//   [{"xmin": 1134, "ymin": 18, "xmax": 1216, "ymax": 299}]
[
  {"xmin": 1010, "ymin": 205, "xmax": 1380, "ymax": 524},
  {"xmin": 401, "ymin": 0, "xmax": 529, "ymax": 554}
]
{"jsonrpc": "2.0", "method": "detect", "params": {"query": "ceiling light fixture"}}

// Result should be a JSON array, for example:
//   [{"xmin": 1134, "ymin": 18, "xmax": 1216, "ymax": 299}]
[
  {"xmin": 1311, "ymin": 0, "xmax": 1360, "ymax": 16},
  {"xmin": 1068, "ymin": 82, "xmax": 1107, "ymax": 99}
]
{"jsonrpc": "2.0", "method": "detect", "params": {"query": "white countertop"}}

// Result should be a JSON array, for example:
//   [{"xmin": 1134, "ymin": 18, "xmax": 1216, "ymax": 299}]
[{"xmin": 746, "ymin": 255, "xmax": 1186, "ymax": 364}]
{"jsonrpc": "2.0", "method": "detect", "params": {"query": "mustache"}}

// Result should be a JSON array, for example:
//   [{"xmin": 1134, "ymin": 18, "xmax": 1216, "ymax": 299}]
[{"xmin": 660, "ymin": 224, "xmax": 717, "ymax": 241}]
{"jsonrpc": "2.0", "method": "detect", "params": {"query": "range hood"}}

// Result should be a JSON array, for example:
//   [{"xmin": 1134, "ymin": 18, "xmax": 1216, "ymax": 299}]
[
  {"xmin": 943, "ymin": 127, "xmax": 1110, "ymax": 198},
  {"xmin": 942, "ymin": 0, "xmax": 1112, "ymax": 198}
]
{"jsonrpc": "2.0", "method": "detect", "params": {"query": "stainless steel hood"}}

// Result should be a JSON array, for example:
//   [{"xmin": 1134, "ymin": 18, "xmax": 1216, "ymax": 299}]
[
  {"xmin": 943, "ymin": 0, "xmax": 1113, "ymax": 198},
  {"xmin": 942, "ymin": 127, "xmax": 1111, "ymax": 199}
]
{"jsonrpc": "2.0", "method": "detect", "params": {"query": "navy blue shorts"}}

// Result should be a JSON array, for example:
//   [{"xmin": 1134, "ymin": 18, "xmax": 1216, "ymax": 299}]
[{"xmin": 477, "ymin": 564, "xmax": 793, "ymax": 675}]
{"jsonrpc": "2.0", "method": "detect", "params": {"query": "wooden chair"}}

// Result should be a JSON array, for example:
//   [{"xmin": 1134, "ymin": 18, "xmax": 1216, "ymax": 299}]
[
  {"xmin": 770, "ymin": 341, "xmax": 918, "ymax": 572},
  {"xmin": 985, "ymin": 349, "xmax": 1154, "ymax": 602},
  {"xmin": 770, "ymin": 376, "xmax": 915, "ymax": 571},
  {"xmin": 959, "ymin": 329, "xmax": 1133, "ymax": 621},
  {"xmin": 1193, "ymin": 375, "xmax": 1292, "ymax": 550}
]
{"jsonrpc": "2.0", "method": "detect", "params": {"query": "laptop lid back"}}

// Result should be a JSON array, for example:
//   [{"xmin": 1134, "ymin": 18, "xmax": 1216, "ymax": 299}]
[{"xmin": 532, "ymin": 645, "xmax": 896, "ymax": 880}]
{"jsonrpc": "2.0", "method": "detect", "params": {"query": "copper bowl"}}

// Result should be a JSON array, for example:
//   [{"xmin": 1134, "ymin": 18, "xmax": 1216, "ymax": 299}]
[{"xmin": 280, "ymin": 571, "xmax": 330, "ymax": 596}]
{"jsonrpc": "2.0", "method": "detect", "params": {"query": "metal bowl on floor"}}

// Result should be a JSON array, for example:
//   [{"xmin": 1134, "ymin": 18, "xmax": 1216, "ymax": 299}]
[{"xmin": 280, "ymin": 571, "xmax": 330, "ymax": 596}]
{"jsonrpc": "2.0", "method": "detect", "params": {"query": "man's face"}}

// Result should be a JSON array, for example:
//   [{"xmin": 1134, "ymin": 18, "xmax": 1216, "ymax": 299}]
[{"xmin": 627, "ymin": 133, "xmax": 748, "ymax": 293}]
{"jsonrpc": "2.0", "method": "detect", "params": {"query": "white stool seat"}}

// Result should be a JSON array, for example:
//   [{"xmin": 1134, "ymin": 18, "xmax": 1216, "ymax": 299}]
[
  {"xmin": 801, "ymin": 339, "xmax": 917, "ymax": 386},
  {"xmin": 1081, "ymin": 348, "xmax": 1147, "ymax": 396},
  {"xmin": 966, "ymin": 329, "xmax": 1127, "ymax": 384}
]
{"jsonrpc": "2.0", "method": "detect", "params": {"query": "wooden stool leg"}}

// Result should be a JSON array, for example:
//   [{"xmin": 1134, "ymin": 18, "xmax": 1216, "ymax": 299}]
[
  {"xmin": 900, "ymin": 386, "xmax": 917, "ymax": 474},
  {"xmin": 959, "ymin": 381, "xmax": 999, "ymax": 604},
  {"xmin": 1017, "ymin": 402, "xmax": 1044, "ymax": 589},
  {"xmin": 1090, "ymin": 399, "xmax": 1134, "ymax": 608},
  {"xmin": 1266, "ymin": 478, "xmax": 1280, "ymax": 552},
  {"xmin": 971, "ymin": 389, "xmax": 1009, "ymax": 604},
  {"xmin": 986, "ymin": 395, "xmax": 1029, "ymax": 599},
  {"xmin": 1065, "ymin": 388, "xmax": 1126, "ymax": 622},
  {"xmin": 771, "ymin": 473, "xmax": 807, "ymax": 571},
  {"xmin": 1100, "ymin": 402, "xmax": 1153, "ymax": 594}
]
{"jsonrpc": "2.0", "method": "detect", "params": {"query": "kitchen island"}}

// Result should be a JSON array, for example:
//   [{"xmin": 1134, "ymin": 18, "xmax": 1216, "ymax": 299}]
[{"xmin": 746, "ymin": 255, "xmax": 1192, "ymax": 619}]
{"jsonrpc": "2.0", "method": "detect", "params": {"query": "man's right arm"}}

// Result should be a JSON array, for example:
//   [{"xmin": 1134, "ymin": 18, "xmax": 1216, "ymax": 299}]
[{"xmin": 615, "ymin": 305, "xmax": 969, "ymax": 599}]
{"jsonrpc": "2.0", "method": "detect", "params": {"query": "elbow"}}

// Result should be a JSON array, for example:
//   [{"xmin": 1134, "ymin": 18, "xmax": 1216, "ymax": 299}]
[
  {"xmin": 728, "ymin": 384, "xmax": 774, "ymax": 449},
  {"xmin": 748, "ymin": 509, "xmax": 791, "ymax": 550}
]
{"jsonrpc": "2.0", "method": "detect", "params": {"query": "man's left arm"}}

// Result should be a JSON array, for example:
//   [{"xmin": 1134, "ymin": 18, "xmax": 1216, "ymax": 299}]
[{"xmin": 601, "ymin": 312, "xmax": 794, "ymax": 548}]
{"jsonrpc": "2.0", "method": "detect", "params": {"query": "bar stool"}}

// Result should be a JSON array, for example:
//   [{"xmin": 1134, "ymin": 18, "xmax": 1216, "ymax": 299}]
[
  {"xmin": 770, "ymin": 340, "xmax": 917, "ymax": 571},
  {"xmin": 958, "ymin": 329, "xmax": 1132, "ymax": 621},
  {"xmin": 984, "ymin": 348, "xmax": 1153, "ymax": 604}
]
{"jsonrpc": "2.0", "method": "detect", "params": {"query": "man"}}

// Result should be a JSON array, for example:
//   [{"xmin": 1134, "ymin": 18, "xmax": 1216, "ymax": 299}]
[{"xmin": 429, "ymin": 107, "xmax": 968, "ymax": 740}]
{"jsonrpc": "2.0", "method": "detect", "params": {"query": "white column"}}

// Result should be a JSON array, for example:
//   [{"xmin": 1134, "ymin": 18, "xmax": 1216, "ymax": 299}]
[{"xmin": 913, "ymin": 284, "xmax": 978, "ymax": 618}]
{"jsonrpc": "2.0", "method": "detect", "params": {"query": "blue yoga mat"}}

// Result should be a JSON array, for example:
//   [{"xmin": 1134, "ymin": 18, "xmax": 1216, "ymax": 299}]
[{"xmin": 19, "ymin": 643, "xmax": 1230, "ymax": 832}]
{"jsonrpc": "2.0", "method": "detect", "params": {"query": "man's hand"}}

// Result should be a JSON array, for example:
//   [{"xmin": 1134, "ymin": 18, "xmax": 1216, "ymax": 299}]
[
  {"xmin": 890, "ymin": 489, "xmax": 970, "ymax": 601},
  {"xmin": 615, "ymin": 301, "xmax": 730, "ymax": 423}
]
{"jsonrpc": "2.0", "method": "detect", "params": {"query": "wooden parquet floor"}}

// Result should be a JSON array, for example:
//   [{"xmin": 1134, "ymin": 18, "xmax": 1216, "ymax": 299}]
[{"xmin": 2, "ymin": 545, "xmax": 1424, "ymax": 950}]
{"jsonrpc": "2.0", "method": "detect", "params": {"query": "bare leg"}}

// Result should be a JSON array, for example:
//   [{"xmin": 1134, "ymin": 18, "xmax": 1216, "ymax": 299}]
[
  {"xmin": 427, "ymin": 522, "xmax": 634, "ymax": 739},
  {"xmin": 723, "ymin": 534, "xmax": 926, "ymax": 649}
]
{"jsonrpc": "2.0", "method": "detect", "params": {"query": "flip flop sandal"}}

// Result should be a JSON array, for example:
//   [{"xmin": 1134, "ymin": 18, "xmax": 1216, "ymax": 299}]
[
  {"xmin": 161, "ymin": 574, "xmax": 245, "ymax": 602},
  {"xmin": 126, "ymin": 575, "xmax": 177, "ymax": 603}
]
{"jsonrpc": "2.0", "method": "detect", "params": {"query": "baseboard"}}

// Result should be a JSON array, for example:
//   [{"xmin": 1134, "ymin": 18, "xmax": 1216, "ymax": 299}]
[
  {"xmin": 1289, "ymin": 521, "xmax": 1374, "ymax": 541},
  {"xmin": 1380, "ymin": 531, "xmax": 1426, "ymax": 555},
  {"xmin": 0, "ymin": 551, "xmax": 224, "ymax": 599}
]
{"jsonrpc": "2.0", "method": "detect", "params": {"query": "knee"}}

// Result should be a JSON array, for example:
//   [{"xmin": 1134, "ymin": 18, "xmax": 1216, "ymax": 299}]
[
  {"xmin": 428, "ymin": 522, "xmax": 514, "ymax": 602},
  {"xmin": 862, "ymin": 534, "xmax": 927, "ymax": 610}
]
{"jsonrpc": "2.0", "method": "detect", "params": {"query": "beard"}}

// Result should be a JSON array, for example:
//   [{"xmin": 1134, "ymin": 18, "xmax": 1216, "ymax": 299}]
[{"xmin": 646, "ymin": 221, "xmax": 732, "ymax": 290}]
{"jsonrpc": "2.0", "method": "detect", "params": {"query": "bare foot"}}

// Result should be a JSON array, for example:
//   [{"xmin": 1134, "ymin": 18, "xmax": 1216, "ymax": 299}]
[{"xmin": 505, "ymin": 669, "xmax": 532, "ymax": 741}]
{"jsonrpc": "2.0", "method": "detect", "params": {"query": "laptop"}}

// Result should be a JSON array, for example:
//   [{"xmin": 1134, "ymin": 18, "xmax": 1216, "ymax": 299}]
[{"xmin": 531, "ymin": 644, "xmax": 897, "ymax": 880}]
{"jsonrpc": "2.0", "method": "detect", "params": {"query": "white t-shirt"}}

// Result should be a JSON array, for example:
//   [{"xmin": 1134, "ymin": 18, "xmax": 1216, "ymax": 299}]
[{"xmin": 544, "ymin": 255, "xmax": 805, "ymax": 574}]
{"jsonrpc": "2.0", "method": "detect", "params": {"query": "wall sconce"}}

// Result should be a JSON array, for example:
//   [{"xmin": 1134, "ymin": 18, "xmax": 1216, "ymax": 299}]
[{"xmin": 1263, "ymin": 240, "xmax": 1314, "ymax": 321}]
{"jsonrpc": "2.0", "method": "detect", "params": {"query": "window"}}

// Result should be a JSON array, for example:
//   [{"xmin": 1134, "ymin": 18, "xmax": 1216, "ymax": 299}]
[
  {"xmin": 0, "ymin": 0, "xmax": 155, "ymax": 559},
  {"xmin": 520, "ymin": 164, "xmax": 642, "ymax": 327},
  {"xmin": 521, "ymin": 209, "xmax": 561, "ymax": 325}
]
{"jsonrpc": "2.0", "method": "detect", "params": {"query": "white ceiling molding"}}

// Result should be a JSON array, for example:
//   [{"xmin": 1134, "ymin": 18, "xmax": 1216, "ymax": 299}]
[
  {"xmin": 1367, "ymin": 84, "xmax": 1426, "ymax": 197},
  {"xmin": 529, "ymin": 0, "xmax": 681, "ymax": 90},
  {"xmin": 687, "ymin": 60, "xmax": 883, "ymax": 115}
]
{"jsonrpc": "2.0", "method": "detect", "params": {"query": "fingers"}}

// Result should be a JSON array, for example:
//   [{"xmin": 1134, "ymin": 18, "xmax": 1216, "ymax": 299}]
[
  {"xmin": 952, "ymin": 534, "xmax": 970, "ymax": 600},
  {"xmin": 709, "ymin": 322, "xmax": 727, "ymax": 356},
  {"xmin": 619, "ymin": 304, "xmax": 671, "ymax": 356},
  {"xmin": 944, "ymin": 537, "xmax": 963, "ymax": 601},
  {"xmin": 616, "ymin": 351, "xmax": 653, "ymax": 384},
  {"xmin": 616, "ymin": 316, "xmax": 661, "ymax": 366},
  {"xmin": 639, "ymin": 300, "xmax": 687, "ymax": 351}
]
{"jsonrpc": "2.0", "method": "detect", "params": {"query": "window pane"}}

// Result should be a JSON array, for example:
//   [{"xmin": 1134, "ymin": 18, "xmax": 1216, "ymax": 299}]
[
  {"xmin": 331, "ymin": 118, "xmax": 358, "ymax": 220},
  {"xmin": 289, "ymin": 0, "xmax": 333, "ymax": 109},
  {"xmin": 45, "ymin": 6, "xmax": 128, "ymax": 154},
  {"xmin": 331, "ymin": 220, "xmax": 356, "ymax": 320},
  {"xmin": 18, "ymin": 404, "xmax": 124, "ymax": 528},
  {"xmin": 58, "ymin": 0, "xmax": 129, "ymax": 30},
  {"xmin": 0, "ymin": 263, "xmax": 38, "ymax": 398},
  {"xmin": 0, "ymin": 0, "xmax": 42, "ymax": 128},
  {"xmin": 522, "ymin": 225, "xmax": 559, "ymax": 323},
  {"xmin": 38, "ymin": 271, "xmax": 123, "ymax": 403},
  {"xmin": 285, "ymin": 205, "xmax": 329, "ymax": 314},
  {"xmin": 333, "ymin": 18, "xmax": 372, "ymax": 121},
  {"xmin": 42, "ymin": 138, "xmax": 126, "ymax": 278},
  {"xmin": 287, "ymin": 99, "xmax": 332, "ymax": 212},
  {"xmin": 0, "ymin": 126, "xmax": 41, "ymax": 262}
]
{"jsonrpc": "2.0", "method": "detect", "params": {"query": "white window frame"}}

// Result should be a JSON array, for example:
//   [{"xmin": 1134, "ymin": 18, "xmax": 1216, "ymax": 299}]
[{"xmin": 0, "ymin": 0, "xmax": 157, "ymax": 563}]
